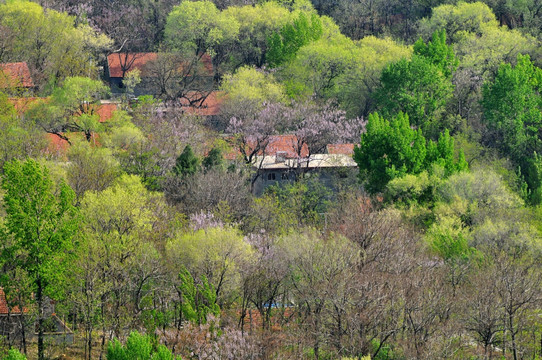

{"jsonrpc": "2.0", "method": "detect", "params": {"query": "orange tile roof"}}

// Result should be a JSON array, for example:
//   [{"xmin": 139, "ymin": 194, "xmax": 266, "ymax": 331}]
[
  {"xmin": 8, "ymin": 97, "xmax": 46, "ymax": 114},
  {"xmin": 0, "ymin": 288, "xmax": 27, "ymax": 315},
  {"xmin": 266, "ymin": 135, "xmax": 309, "ymax": 158},
  {"xmin": 0, "ymin": 62, "xmax": 34, "ymax": 88},
  {"xmin": 107, "ymin": 53, "xmax": 158, "ymax": 78},
  {"xmin": 108, "ymin": 53, "xmax": 213, "ymax": 78},
  {"xmin": 226, "ymin": 135, "xmax": 310, "ymax": 160},
  {"xmin": 96, "ymin": 102, "xmax": 118, "ymax": 122},
  {"xmin": 327, "ymin": 143, "xmax": 355, "ymax": 155},
  {"xmin": 180, "ymin": 91, "xmax": 223, "ymax": 116},
  {"xmin": 45, "ymin": 132, "xmax": 101, "ymax": 155}
]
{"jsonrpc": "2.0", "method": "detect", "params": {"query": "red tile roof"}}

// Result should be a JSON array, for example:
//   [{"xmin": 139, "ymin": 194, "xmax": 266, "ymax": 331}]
[
  {"xmin": 107, "ymin": 53, "xmax": 213, "ymax": 78},
  {"xmin": 45, "ymin": 132, "xmax": 101, "ymax": 155},
  {"xmin": 96, "ymin": 102, "xmax": 118, "ymax": 122},
  {"xmin": 327, "ymin": 143, "xmax": 355, "ymax": 155},
  {"xmin": 0, "ymin": 62, "xmax": 34, "ymax": 88},
  {"xmin": 8, "ymin": 98, "xmax": 117, "ymax": 122},
  {"xmin": 180, "ymin": 91, "xmax": 223, "ymax": 116},
  {"xmin": 0, "ymin": 288, "xmax": 27, "ymax": 315},
  {"xmin": 8, "ymin": 97, "xmax": 46, "ymax": 114},
  {"xmin": 266, "ymin": 135, "xmax": 309, "ymax": 158},
  {"xmin": 226, "ymin": 135, "xmax": 310, "ymax": 160},
  {"xmin": 107, "ymin": 53, "xmax": 158, "ymax": 78}
]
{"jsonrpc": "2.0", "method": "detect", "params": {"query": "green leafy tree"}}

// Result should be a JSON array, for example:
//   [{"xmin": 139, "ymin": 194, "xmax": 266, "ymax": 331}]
[
  {"xmin": 354, "ymin": 112, "xmax": 467, "ymax": 194},
  {"xmin": 413, "ymin": 29, "xmax": 457, "ymax": 79},
  {"xmin": 178, "ymin": 267, "xmax": 220, "ymax": 325},
  {"xmin": 4, "ymin": 349, "xmax": 27, "ymax": 360},
  {"xmin": 418, "ymin": 2, "xmax": 499, "ymax": 43},
  {"xmin": 481, "ymin": 54, "xmax": 542, "ymax": 201},
  {"xmin": 266, "ymin": 12, "xmax": 323, "ymax": 67},
  {"xmin": 376, "ymin": 54, "xmax": 454, "ymax": 139},
  {"xmin": 27, "ymin": 77, "xmax": 110, "ymax": 143},
  {"xmin": 0, "ymin": 0, "xmax": 112, "ymax": 90},
  {"xmin": 354, "ymin": 112, "xmax": 427, "ymax": 194},
  {"xmin": 107, "ymin": 331, "xmax": 180, "ymax": 360},
  {"xmin": 173, "ymin": 145, "xmax": 200, "ymax": 178},
  {"xmin": 202, "ymin": 147, "xmax": 224, "ymax": 171},
  {"xmin": 1, "ymin": 159, "xmax": 78, "ymax": 360},
  {"xmin": 375, "ymin": 29, "xmax": 457, "ymax": 138}
]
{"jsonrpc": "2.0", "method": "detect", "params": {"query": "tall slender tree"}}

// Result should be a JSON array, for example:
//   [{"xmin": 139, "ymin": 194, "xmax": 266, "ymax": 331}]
[{"xmin": 1, "ymin": 159, "xmax": 78, "ymax": 360}]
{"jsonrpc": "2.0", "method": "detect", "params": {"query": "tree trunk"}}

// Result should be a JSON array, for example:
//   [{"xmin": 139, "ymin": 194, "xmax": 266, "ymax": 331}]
[{"xmin": 37, "ymin": 277, "xmax": 44, "ymax": 360}]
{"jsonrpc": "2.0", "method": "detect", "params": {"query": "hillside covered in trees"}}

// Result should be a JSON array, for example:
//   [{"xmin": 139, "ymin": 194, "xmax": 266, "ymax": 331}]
[{"xmin": 2, "ymin": 0, "xmax": 542, "ymax": 359}]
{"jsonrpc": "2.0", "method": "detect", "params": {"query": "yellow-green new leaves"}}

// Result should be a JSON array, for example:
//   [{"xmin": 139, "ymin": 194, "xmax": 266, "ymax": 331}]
[
  {"xmin": 418, "ymin": 2, "xmax": 498, "ymax": 42},
  {"xmin": 80, "ymin": 175, "xmax": 157, "ymax": 241},
  {"xmin": 165, "ymin": 0, "xmax": 240, "ymax": 56},
  {"xmin": 0, "ymin": 0, "xmax": 112, "ymax": 89},
  {"xmin": 220, "ymin": 66, "xmax": 286, "ymax": 107},
  {"xmin": 166, "ymin": 226, "xmax": 252, "ymax": 303}
]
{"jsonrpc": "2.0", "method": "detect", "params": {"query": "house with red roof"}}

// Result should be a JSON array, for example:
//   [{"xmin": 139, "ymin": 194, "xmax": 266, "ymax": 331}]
[
  {"xmin": 224, "ymin": 135, "xmax": 357, "ymax": 194},
  {"xmin": 0, "ymin": 62, "xmax": 34, "ymax": 93},
  {"xmin": 0, "ymin": 288, "xmax": 73, "ymax": 344},
  {"xmin": 106, "ymin": 52, "xmax": 214, "ymax": 97}
]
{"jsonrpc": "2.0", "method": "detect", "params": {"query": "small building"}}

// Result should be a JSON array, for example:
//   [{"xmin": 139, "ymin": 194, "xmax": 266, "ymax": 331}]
[
  {"xmin": 0, "ymin": 288, "xmax": 74, "ymax": 345},
  {"xmin": 252, "ymin": 152, "xmax": 358, "ymax": 195},
  {"xmin": 225, "ymin": 135, "xmax": 358, "ymax": 195},
  {"xmin": 106, "ymin": 52, "xmax": 214, "ymax": 96}
]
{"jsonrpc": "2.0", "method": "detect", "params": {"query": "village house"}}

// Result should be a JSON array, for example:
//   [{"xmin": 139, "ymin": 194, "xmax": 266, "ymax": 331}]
[
  {"xmin": 226, "ymin": 135, "xmax": 358, "ymax": 195},
  {"xmin": 106, "ymin": 52, "xmax": 214, "ymax": 97},
  {"xmin": 0, "ymin": 288, "xmax": 73, "ymax": 346}
]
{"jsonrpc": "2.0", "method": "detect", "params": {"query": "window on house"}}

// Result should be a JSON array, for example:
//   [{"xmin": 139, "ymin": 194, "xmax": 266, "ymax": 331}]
[
  {"xmin": 281, "ymin": 173, "xmax": 289, "ymax": 180},
  {"xmin": 268, "ymin": 173, "xmax": 276, "ymax": 181}
]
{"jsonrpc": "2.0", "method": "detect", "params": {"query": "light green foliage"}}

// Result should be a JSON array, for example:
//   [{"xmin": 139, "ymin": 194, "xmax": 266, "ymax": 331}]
[
  {"xmin": 437, "ymin": 168, "xmax": 523, "ymax": 223},
  {"xmin": 178, "ymin": 267, "xmax": 220, "ymax": 325},
  {"xmin": 421, "ymin": 2, "xmax": 537, "ymax": 81},
  {"xmin": 283, "ymin": 34, "xmax": 411, "ymax": 116},
  {"xmin": 107, "ymin": 331, "xmax": 180, "ymax": 360},
  {"xmin": 245, "ymin": 194, "xmax": 298, "ymax": 235},
  {"xmin": 418, "ymin": 2, "xmax": 498, "ymax": 42},
  {"xmin": 174, "ymin": 145, "xmax": 200, "ymax": 178},
  {"xmin": 266, "ymin": 12, "xmax": 323, "ymax": 67},
  {"xmin": 222, "ymin": 2, "xmax": 291, "ymax": 66},
  {"xmin": 27, "ymin": 76, "xmax": 110, "ymax": 139},
  {"xmin": 166, "ymin": 226, "xmax": 252, "ymax": 302},
  {"xmin": 340, "ymin": 36, "xmax": 412, "ymax": 117},
  {"xmin": 165, "ymin": 0, "xmax": 239, "ymax": 56},
  {"xmin": 102, "ymin": 110, "xmax": 146, "ymax": 150},
  {"xmin": 123, "ymin": 69, "xmax": 142, "ymax": 99},
  {"xmin": 0, "ymin": 0, "xmax": 112, "ymax": 89},
  {"xmin": 66, "ymin": 140, "xmax": 121, "ymax": 199},
  {"xmin": 81, "ymin": 174, "xmax": 157, "ymax": 240},
  {"xmin": 0, "ymin": 92, "xmax": 46, "ymax": 168},
  {"xmin": 455, "ymin": 23, "xmax": 537, "ymax": 80},
  {"xmin": 426, "ymin": 216, "xmax": 475, "ymax": 262},
  {"xmin": 265, "ymin": 176, "xmax": 333, "ymax": 226},
  {"xmin": 4, "ymin": 349, "xmax": 27, "ymax": 360},
  {"xmin": 220, "ymin": 66, "xmax": 286, "ymax": 108},
  {"xmin": 282, "ymin": 35, "xmax": 358, "ymax": 100},
  {"xmin": 386, "ymin": 170, "xmax": 437, "ymax": 205}
]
